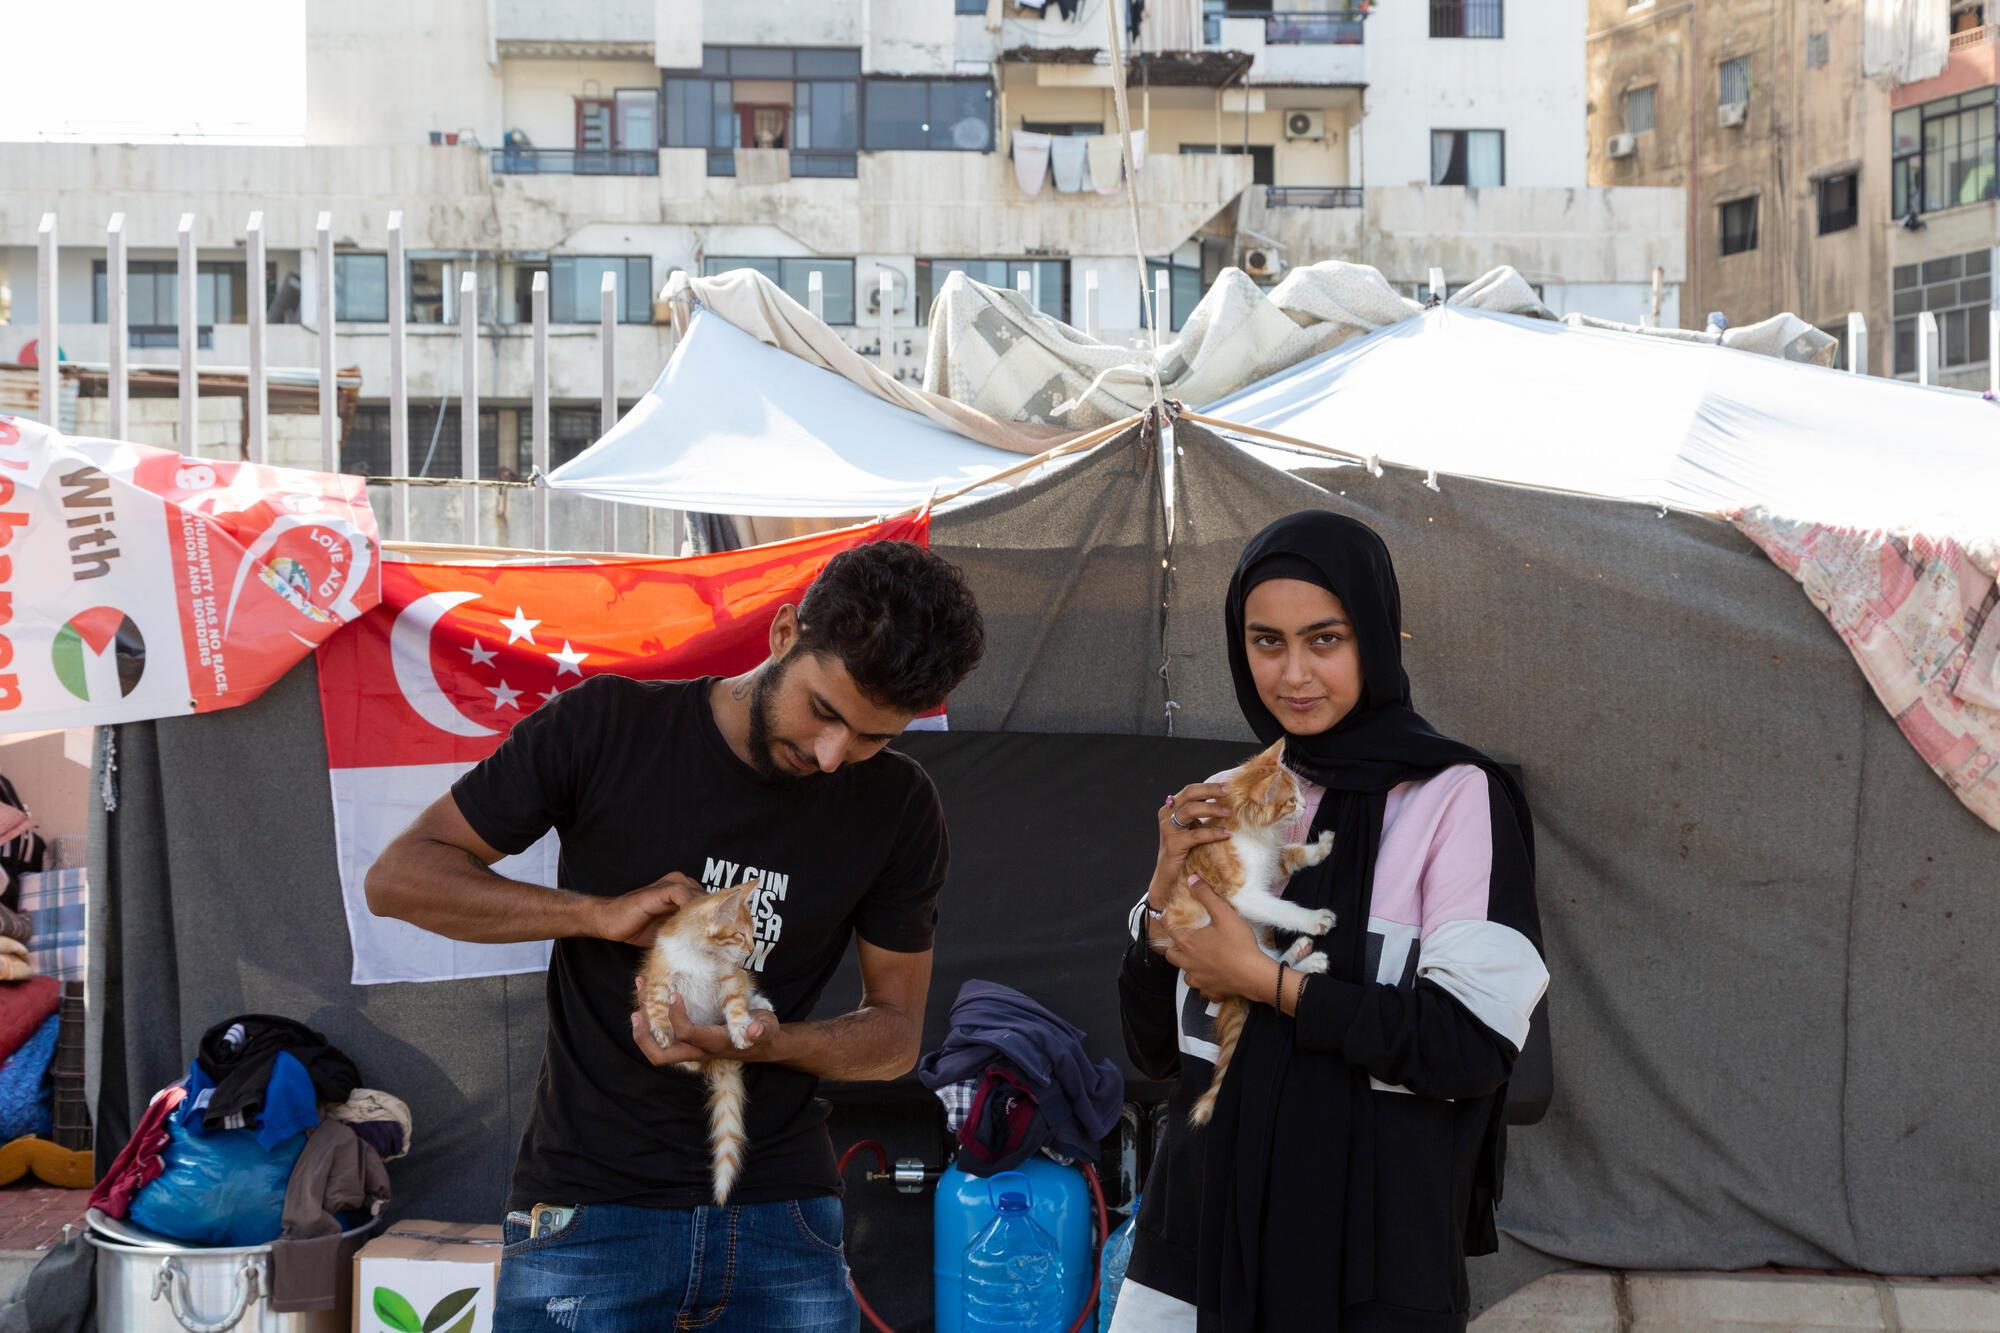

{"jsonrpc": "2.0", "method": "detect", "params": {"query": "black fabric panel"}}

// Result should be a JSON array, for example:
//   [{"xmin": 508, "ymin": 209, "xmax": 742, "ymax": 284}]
[{"xmin": 823, "ymin": 730, "xmax": 1253, "ymax": 1095}]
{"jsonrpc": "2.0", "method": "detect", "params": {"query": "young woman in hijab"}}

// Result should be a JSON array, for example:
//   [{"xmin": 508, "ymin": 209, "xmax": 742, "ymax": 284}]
[{"xmin": 1110, "ymin": 510, "xmax": 1549, "ymax": 1333}]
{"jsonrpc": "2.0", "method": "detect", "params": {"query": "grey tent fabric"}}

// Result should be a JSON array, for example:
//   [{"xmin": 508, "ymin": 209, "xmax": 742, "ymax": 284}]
[
  {"xmin": 934, "ymin": 424, "xmax": 1169, "ymax": 735},
  {"xmin": 90, "ymin": 665, "xmax": 546, "ymax": 1222},
  {"xmin": 87, "ymin": 419, "xmax": 2000, "ymax": 1310}
]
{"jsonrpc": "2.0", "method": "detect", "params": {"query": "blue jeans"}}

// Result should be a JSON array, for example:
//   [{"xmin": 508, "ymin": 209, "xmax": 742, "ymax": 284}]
[{"xmin": 495, "ymin": 1198, "xmax": 859, "ymax": 1332}]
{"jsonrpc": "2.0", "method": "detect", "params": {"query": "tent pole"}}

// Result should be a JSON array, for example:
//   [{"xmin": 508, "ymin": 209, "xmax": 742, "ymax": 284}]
[
  {"xmin": 1846, "ymin": 312, "xmax": 1867, "ymax": 375},
  {"xmin": 107, "ymin": 214, "xmax": 128, "ymax": 441},
  {"xmin": 532, "ymin": 271, "xmax": 550, "ymax": 550},
  {"xmin": 179, "ymin": 214, "xmax": 199, "ymax": 458},
  {"xmin": 602, "ymin": 269, "xmax": 619, "ymax": 551},
  {"xmin": 459, "ymin": 268, "xmax": 480, "ymax": 545},
  {"xmin": 1084, "ymin": 271, "xmax": 1099, "ymax": 339},
  {"xmin": 1918, "ymin": 311, "xmax": 1938, "ymax": 386},
  {"xmin": 388, "ymin": 211, "xmax": 409, "ymax": 537},
  {"xmin": 809, "ymin": 269, "xmax": 824, "ymax": 322},
  {"xmin": 36, "ymin": 213, "xmax": 56, "ymax": 428},
  {"xmin": 318, "ymin": 212, "xmax": 336, "ymax": 472}
]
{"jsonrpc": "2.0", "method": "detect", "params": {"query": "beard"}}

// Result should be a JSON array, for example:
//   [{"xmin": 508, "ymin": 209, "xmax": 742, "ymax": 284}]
[{"xmin": 744, "ymin": 655, "xmax": 800, "ymax": 781}]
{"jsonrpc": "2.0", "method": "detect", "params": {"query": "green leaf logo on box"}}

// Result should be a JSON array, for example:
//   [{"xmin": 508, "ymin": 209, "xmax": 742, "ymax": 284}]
[{"xmin": 373, "ymin": 1285, "xmax": 480, "ymax": 1333}]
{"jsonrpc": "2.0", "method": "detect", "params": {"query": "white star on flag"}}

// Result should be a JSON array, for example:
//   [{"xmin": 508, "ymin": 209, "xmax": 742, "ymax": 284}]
[
  {"xmin": 549, "ymin": 641, "xmax": 589, "ymax": 677},
  {"xmin": 540, "ymin": 687, "xmax": 563, "ymax": 704},
  {"xmin": 498, "ymin": 607, "xmax": 541, "ymax": 645},
  {"xmin": 487, "ymin": 680, "xmax": 524, "ymax": 710},
  {"xmin": 463, "ymin": 640, "xmax": 498, "ymax": 668}
]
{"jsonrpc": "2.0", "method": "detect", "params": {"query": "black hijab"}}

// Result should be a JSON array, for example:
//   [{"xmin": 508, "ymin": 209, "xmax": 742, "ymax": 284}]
[{"xmin": 1196, "ymin": 510, "xmax": 1534, "ymax": 1331}]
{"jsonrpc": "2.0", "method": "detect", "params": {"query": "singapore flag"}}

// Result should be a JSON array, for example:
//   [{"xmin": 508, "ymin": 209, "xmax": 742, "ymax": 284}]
[{"xmin": 316, "ymin": 514, "xmax": 929, "ymax": 985}]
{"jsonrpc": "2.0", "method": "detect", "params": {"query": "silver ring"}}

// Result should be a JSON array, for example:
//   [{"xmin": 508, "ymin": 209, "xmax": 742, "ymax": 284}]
[{"xmin": 1168, "ymin": 809, "xmax": 1193, "ymax": 831}]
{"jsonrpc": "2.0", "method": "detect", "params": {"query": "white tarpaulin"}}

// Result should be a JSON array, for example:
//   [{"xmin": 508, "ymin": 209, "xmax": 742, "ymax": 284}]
[
  {"xmin": 1204, "ymin": 305, "xmax": 2000, "ymax": 535},
  {"xmin": 544, "ymin": 309, "xmax": 1028, "ymax": 517}
]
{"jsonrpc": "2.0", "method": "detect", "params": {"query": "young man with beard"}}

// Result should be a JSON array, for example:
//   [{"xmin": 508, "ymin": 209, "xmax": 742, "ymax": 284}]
[{"xmin": 365, "ymin": 541, "xmax": 984, "ymax": 1332}]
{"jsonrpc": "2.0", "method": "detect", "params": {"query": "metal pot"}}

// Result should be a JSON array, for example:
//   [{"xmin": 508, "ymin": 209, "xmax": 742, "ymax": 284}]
[{"xmin": 87, "ymin": 1209, "xmax": 371, "ymax": 1333}]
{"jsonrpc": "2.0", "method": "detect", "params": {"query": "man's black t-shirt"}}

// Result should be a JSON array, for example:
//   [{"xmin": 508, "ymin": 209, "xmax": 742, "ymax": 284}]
[{"xmin": 449, "ymin": 674, "xmax": 946, "ymax": 1211}]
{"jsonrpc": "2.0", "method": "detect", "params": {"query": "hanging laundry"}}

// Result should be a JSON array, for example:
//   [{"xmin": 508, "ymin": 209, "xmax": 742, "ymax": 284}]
[
  {"xmin": 1013, "ymin": 129, "xmax": 1053, "ymax": 196},
  {"xmin": 1129, "ymin": 128, "xmax": 1147, "ymax": 176},
  {"xmin": 1086, "ymin": 134, "xmax": 1125, "ymax": 194},
  {"xmin": 1050, "ymin": 135, "xmax": 1089, "ymax": 192},
  {"xmin": 1051, "ymin": 0, "xmax": 1081, "ymax": 18},
  {"xmin": 1129, "ymin": 0, "xmax": 1146, "ymax": 42}
]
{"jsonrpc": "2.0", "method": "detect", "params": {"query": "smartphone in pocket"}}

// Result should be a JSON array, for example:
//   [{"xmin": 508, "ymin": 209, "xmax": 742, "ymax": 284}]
[{"xmin": 528, "ymin": 1204, "xmax": 575, "ymax": 1239}]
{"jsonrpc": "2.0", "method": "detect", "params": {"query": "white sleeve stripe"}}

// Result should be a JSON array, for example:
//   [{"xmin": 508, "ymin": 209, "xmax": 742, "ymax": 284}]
[
  {"xmin": 1129, "ymin": 892, "xmax": 1151, "ymax": 943},
  {"xmin": 1415, "ymin": 918, "xmax": 1549, "ymax": 1053}
]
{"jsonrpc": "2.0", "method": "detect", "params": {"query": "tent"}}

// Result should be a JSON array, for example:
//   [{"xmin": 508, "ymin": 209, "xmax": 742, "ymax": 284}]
[
  {"xmin": 543, "ymin": 310, "xmax": 1031, "ymax": 518},
  {"xmin": 1202, "ymin": 304, "xmax": 2000, "ymax": 533},
  {"xmin": 85, "ymin": 276, "xmax": 1999, "ymax": 1327}
]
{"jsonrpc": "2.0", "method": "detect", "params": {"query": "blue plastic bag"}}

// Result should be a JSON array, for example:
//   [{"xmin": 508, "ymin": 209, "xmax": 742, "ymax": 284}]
[
  {"xmin": 127, "ymin": 1111, "xmax": 305, "ymax": 1247},
  {"xmin": 0, "ymin": 1012, "xmax": 58, "ymax": 1142}
]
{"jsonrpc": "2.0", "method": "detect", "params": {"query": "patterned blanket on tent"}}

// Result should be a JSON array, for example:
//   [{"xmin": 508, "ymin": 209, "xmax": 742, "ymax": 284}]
[{"xmin": 1734, "ymin": 510, "xmax": 2000, "ymax": 831}]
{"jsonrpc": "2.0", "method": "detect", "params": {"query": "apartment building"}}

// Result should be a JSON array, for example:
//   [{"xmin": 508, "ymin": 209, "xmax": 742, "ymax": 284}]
[
  {"xmin": 1, "ymin": 0, "xmax": 1682, "ymax": 521},
  {"xmin": 1589, "ymin": 0, "xmax": 1999, "ymax": 385}
]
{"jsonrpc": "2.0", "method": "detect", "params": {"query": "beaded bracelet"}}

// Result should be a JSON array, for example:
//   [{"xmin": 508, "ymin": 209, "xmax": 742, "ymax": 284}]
[{"xmin": 1275, "ymin": 963, "xmax": 1288, "ymax": 1011}]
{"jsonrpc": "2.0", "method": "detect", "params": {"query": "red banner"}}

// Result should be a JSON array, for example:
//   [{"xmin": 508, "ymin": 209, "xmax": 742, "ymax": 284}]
[{"xmin": 315, "ymin": 513, "xmax": 931, "ymax": 984}]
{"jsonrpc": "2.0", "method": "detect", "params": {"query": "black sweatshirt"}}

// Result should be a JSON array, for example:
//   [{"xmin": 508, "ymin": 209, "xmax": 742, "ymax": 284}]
[{"xmin": 1116, "ymin": 764, "xmax": 1546, "ymax": 1323}]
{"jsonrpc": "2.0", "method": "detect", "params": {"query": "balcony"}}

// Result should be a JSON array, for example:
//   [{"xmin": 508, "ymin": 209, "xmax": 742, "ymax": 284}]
[
  {"xmin": 1267, "ymin": 185, "xmax": 1363, "ymax": 208},
  {"xmin": 1949, "ymin": 23, "xmax": 1995, "ymax": 51},
  {"xmin": 1205, "ymin": 8, "xmax": 1366, "ymax": 45},
  {"xmin": 489, "ymin": 148, "xmax": 659, "ymax": 177}
]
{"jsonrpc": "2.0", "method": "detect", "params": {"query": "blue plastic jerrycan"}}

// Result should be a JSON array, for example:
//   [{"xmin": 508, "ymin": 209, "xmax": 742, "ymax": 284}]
[{"xmin": 934, "ymin": 1158, "xmax": 1092, "ymax": 1333}]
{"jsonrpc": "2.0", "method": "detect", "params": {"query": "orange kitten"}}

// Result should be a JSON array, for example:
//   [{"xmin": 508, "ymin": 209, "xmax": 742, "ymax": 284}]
[
  {"xmin": 1161, "ymin": 739, "xmax": 1337, "ymax": 1126},
  {"xmin": 636, "ymin": 882, "xmax": 771, "ymax": 1203}
]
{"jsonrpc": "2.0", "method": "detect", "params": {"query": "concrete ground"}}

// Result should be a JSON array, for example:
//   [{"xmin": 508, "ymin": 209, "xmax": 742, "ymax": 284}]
[
  {"xmin": 0, "ymin": 1184, "xmax": 88, "ymax": 1296},
  {"xmin": 1475, "ymin": 1268, "xmax": 2000, "ymax": 1331}
]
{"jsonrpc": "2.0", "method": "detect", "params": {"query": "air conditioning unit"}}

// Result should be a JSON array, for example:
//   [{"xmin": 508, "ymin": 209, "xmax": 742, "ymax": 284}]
[
  {"xmin": 1606, "ymin": 133, "xmax": 1637, "ymax": 159},
  {"xmin": 1718, "ymin": 101, "xmax": 1749, "ymax": 128},
  {"xmin": 1244, "ymin": 248, "xmax": 1285, "ymax": 280},
  {"xmin": 1284, "ymin": 110, "xmax": 1326, "ymax": 141}
]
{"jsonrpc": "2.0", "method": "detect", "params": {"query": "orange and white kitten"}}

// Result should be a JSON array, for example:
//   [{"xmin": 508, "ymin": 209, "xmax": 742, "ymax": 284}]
[
  {"xmin": 1160, "ymin": 739, "xmax": 1337, "ymax": 1126},
  {"xmin": 636, "ymin": 882, "xmax": 771, "ymax": 1204}
]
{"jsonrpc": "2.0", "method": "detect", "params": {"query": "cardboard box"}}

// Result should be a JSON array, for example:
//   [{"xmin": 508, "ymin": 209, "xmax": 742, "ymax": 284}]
[{"xmin": 353, "ymin": 1220, "xmax": 504, "ymax": 1333}]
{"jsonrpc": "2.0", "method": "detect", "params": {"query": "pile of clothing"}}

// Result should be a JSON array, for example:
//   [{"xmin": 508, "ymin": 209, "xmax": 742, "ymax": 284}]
[
  {"xmin": 89, "ymin": 1014, "xmax": 413, "ymax": 1314},
  {"xmin": 917, "ymin": 981, "xmax": 1123, "ymax": 1176}
]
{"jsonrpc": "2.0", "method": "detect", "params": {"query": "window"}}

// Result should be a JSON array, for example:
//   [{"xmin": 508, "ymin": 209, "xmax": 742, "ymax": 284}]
[
  {"xmin": 957, "ymin": 0, "xmax": 986, "ymax": 11},
  {"xmin": 332, "ymin": 253, "xmax": 388, "ymax": 323},
  {"xmin": 1892, "ymin": 88, "xmax": 1998, "ymax": 219},
  {"xmin": 1180, "ymin": 143, "xmax": 1275, "ymax": 185},
  {"xmin": 546, "ymin": 256, "xmax": 653, "ymax": 323},
  {"xmin": 552, "ymin": 407, "xmax": 604, "ymax": 467},
  {"xmin": 666, "ymin": 48, "xmax": 862, "ymax": 176},
  {"xmin": 1893, "ymin": 248, "xmax": 1992, "ymax": 374},
  {"xmin": 863, "ymin": 78, "xmax": 993, "ymax": 151},
  {"xmin": 344, "ymin": 403, "xmax": 501, "ymax": 480},
  {"xmin": 409, "ymin": 258, "xmax": 452, "ymax": 324},
  {"xmin": 1806, "ymin": 32, "xmax": 1829, "ymax": 68},
  {"xmin": 703, "ymin": 257, "xmax": 856, "ymax": 325},
  {"xmin": 1429, "ymin": 1, "xmax": 1503, "ymax": 38},
  {"xmin": 615, "ymin": 89, "xmax": 657, "ymax": 150},
  {"xmin": 1719, "ymin": 56, "xmax": 1750, "ymax": 107},
  {"xmin": 1430, "ymin": 130, "xmax": 1504, "ymax": 186},
  {"xmin": 1817, "ymin": 172, "xmax": 1859, "ymax": 234},
  {"xmin": 915, "ymin": 259, "xmax": 1066, "ymax": 325},
  {"xmin": 1719, "ymin": 196, "xmax": 1759, "ymax": 255},
  {"xmin": 92, "ymin": 259, "xmax": 258, "ymax": 332},
  {"xmin": 1143, "ymin": 255, "xmax": 1203, "ymax": 332},
  {"xmin": 1625, "ymin": 85, "xmax": 1656, "ymax": 135},
  {"xmin": 1816, "ymin": 322, "xmax": 1849, "ymax": 370}
]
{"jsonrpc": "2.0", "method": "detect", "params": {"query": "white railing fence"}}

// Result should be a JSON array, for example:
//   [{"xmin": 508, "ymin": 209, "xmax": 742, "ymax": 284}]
[{"xmin": 22, "ymin": 208, "xmax": 688, "ymax": 557}]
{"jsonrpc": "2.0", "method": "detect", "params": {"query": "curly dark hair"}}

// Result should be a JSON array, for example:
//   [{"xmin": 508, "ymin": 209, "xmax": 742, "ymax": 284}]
[{"xmin": 794, "ymin": 541, "xmax": 985, "ymax": 714}]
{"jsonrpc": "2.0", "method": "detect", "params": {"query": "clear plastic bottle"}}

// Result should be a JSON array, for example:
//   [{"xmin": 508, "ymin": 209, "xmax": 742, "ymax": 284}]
[
  {"xmin": 964, "ymin": 1190, "xmax": 1068, "ymax": 1331},
  {"xmin": 1097, "ymin": 1199, "xmax": 1139, "ymax": 1332}
]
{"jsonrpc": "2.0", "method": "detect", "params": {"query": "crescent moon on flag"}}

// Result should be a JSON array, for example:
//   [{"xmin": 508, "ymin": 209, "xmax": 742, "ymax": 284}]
[{"xmin": 389, "ymin": 590, "xmax": 499, "ymax": 738}]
